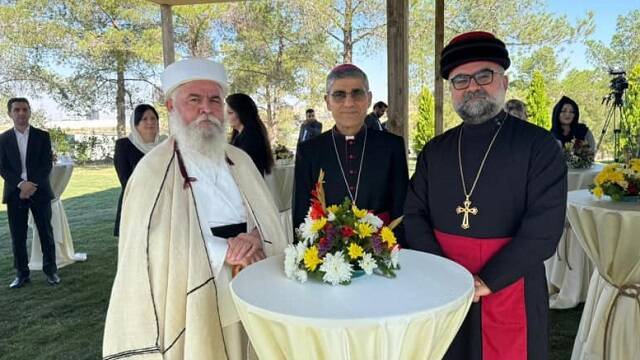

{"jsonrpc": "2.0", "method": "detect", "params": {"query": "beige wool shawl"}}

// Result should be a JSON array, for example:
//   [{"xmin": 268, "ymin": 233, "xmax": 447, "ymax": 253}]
[{"xmin": 103, "ymin": 138, "xmax": 288, "ymax": 360}]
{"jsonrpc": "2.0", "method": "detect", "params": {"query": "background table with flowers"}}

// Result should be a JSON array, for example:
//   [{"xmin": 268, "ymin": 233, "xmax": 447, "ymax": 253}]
[
  {"xmin": 230, "ymin": 250, "xmax": 474, "ymax": 360},
  {"xmin": 545, "ymin": 163, "xmax": 602, "ymax": 309},
  {"xmin": 566, "ymin": 189, "xmax": 640, "ymax": 360}
]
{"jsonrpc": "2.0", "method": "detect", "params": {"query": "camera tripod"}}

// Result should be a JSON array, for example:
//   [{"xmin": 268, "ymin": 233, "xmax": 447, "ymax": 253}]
[{"xmin": 596, "ymin": 91, "xmax": 628, "ymax": 162}]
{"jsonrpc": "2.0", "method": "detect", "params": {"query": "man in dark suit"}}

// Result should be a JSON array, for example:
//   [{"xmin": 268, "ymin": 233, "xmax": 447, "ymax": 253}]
[{"xmin": 0, "ymin": 97, "xmax": 59, "ymax": 288}]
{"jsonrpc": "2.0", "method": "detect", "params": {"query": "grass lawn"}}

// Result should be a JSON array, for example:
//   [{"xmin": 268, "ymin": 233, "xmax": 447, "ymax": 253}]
[{"xmin": 0, "ymin": 165, "xmax": 581, "ymax": 359}]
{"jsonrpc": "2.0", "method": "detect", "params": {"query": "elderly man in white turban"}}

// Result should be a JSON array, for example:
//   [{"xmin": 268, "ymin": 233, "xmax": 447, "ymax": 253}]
[{"xmin": 102, "ymin": 58, "xmax": 287, "ymax": 360}]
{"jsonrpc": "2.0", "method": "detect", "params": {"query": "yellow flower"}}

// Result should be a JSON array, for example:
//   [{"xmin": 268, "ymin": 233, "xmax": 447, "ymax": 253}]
[
  {"xmin": 348, "ymin": 243, "xmax": 364, "ymax": 259},
  {"xmin": 356, "ymin": 222, "xmax": 374, "ymax": 239},
  {"xmin": 352, "ymin": 205, "xmax": 368, "ymax": 219},
  {"xmin": 593, "ymin": 186, "xmax": 604, "ymax": 198},
  {"xmin": 380, "ymin": 226, "xmax": 397, "ymax": 248},
  {"xmin": 303, "ymin": 246, "xmax": 323, "ymax": 271},
  {"xmin": 311, "ymin": 217, "xmax": 327, "ymax": 232},
  {"xmin": 327, "ymin": 205, "xmax": 340, "ymax": 214},
  {"xmin": 630, "ymin": 159, "xmax": 640, "ymax": 173}
]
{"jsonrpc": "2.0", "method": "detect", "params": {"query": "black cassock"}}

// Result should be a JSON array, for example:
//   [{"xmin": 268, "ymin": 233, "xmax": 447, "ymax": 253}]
[
  {"xmin": 293, "ymin": 125, "xmax": 408, "ymax": 244},
  {"xmin": 404, "ymin": 113, "xmax": 567, "ymax": 360}
]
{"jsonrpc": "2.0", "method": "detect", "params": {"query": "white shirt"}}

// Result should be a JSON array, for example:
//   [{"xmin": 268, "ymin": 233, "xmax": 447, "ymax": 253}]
[
  {"xmin": 181, "ymin": 148, "xmax": 246, "ymax": 327},
  {"xmin": 14, "ymin": 126, "xmax": 30, "ymax": 184}
]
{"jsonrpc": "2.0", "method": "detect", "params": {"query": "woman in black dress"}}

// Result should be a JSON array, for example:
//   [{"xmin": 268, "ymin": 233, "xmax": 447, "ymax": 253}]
[
  {"xmin": 226, "ymin": 93, "xmax": 274, "ymax": 176},
  {"xmin": 550, "ymin": 96, "xmax": 595, "ymax": 149},
  {"xmin": 113, "ymin": 104, "xmax": 164, "ymax": 236}
]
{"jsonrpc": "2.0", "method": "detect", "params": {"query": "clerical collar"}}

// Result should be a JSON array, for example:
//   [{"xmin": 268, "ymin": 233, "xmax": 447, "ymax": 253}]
[{"xmin": 332, "ymin": 125, "xmax": 366, "ymax": 142}]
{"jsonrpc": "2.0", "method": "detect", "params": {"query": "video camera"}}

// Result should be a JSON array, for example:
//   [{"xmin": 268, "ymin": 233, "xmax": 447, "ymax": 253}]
[{"xmin": 609, "ymin": 68, "xmax": 629, "ymax": 94}]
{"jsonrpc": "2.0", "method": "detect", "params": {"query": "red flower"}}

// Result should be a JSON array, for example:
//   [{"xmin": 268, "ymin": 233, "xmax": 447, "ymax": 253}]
[
  {"xmin": 310, "ymin": 199, "xmax": 325, "ymax": 220},
  {"xmin": 628, "ymin": 183, "xmax": 639, "ymax": 195},
  {"xmin": 319, "ymin": 237, "xmax": 329, "ymax": 248},
  {"xmin": 341, "ymin": 226, "xmax": 354, "ymax": 237}
]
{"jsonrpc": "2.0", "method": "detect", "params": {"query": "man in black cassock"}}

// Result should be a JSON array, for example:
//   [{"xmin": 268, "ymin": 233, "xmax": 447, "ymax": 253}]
[
  {"xmin": 404, "ymin": 31, "xmax": 567, "ymax": 360},
  {"xmin": 293, "ymin": 64, "xmax": 408, "ymax": 243}
]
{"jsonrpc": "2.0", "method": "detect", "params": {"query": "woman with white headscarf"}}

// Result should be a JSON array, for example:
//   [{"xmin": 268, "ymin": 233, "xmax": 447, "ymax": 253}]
[{"xmin": 113, "ymin": 104, "xmax": 165, "ymax": 236}]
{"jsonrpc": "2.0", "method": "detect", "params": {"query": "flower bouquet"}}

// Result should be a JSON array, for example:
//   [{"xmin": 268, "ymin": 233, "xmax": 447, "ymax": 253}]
[
  {"xmin": 274, "ymin": 143, "xmax": 294, "ymax": 165},
  {"xmin": 590, "ymin": 159, "xmax": 640, "ymax": 201},
  {"xmin": 563, "ymin": 139, "xmax": 594, "ymax": 169},
  {"xmin": 284, "ymin": 170, "xmax": 402, "ymax": 285}
]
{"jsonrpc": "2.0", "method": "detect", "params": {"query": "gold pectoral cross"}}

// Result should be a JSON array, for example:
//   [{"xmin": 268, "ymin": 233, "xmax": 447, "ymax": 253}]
[{"xmin": 456, "ymin": 196, "xmax": 478, "ymax": 230}]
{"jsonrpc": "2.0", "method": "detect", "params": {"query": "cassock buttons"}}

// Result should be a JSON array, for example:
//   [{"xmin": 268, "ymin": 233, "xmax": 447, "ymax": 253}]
[
  {"xmin": 349, "ymin": 186, "xmax": 356, "ymax": 191},
  {"xmin": 349, "ymin": 154, "xmax": 356, "ymax": 160},
  {"xmin": 349, "ymin": 170, "xmax": 356, "ymax": 175}
]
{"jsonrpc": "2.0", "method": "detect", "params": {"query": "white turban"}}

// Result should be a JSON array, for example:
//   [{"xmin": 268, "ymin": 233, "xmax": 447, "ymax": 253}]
[{"xmin": 160, "ymin": 58, "xmax": 229, "ymax": 97}]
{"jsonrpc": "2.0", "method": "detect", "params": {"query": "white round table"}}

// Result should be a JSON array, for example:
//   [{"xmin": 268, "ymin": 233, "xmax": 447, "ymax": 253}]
[
  {"xmin": 29, "ymin": 163, "xmax": 86, "ymax": 270},
  {"xmin": 545, "ymin": 163, "xmax": 603, "ymax": 309},
  {"xmin": 567, "ymin": 190, "xmax": 640, "ymax": 360},
  {"xmin": 230, "ymin": 249, "xmax": 473, "ymax": 360}
]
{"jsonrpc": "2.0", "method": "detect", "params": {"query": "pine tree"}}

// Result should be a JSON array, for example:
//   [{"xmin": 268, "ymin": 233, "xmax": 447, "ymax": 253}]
[
  {"xmin": 622, "ymin": 63, "xmax": 640, "ymax": 156},
  {"xmin": 525, "ymin": 71, "xmax": 551, "ymax": 130},
  {"xmin": 412, "ymin": 87, "xmax": 435, "ymax": 155}
]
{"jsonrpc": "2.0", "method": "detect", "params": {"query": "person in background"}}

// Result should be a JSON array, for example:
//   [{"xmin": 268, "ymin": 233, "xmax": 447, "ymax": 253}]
[
  {"xmin": 227, "ymin": 93, "xmax": 275, "ymax": 176},
  {"xmin": 550, "ymin": 96, "xmax": 596, "ymax": 149},
  {"xmin": 113, "ymin": 104, "xmax": 164, "ymax": 237},
  {"xmin": 0, "ymin": 97, "xmax": 59, "ymax": 288},
  {"xmin": 297, "ymin": 108, "xmax": 322, "ymax": 144},
  {"xmin": 364, "ymin": 101, "xmax": 388, "ymax": 131},
  {"xmin": 504, "ymin": 99, "xmax": 528, "ymax": 121}
]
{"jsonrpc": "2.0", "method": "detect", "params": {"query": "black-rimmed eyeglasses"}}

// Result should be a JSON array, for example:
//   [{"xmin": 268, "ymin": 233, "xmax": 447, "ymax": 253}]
[{"xmin": 450, "ymin": 69, "xmax": 503, "ymax": 90}]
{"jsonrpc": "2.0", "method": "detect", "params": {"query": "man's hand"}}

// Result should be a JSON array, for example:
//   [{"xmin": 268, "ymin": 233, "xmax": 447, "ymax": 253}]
[
  {"xmin": 226, "ymin": 231, "xmax": 263, "ymax": 263},
  {"xmin": 473, "ymin": 275, "xmax": 492, "ymax": 303},
  {"xmin": 19, "ymin": 181, "xmax": 38, "ymax": 199}
]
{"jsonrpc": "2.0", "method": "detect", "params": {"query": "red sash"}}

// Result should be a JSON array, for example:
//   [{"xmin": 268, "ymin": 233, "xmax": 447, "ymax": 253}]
[{"xmin": 434, "ymin": 230, "xmax": 527, "ymax": 360}]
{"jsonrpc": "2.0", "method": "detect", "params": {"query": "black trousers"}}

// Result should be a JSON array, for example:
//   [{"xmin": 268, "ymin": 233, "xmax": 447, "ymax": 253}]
[{"xmin": 6, "ymin": 198, "xmax": 57, "ymax": 277}]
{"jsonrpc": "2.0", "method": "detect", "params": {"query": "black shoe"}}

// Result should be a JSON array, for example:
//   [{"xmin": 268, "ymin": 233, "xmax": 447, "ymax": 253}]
[
  {"xmin": 9, "ymin": 276, "xmax": 31, "ymax": 289},
  {"xmin": 45, "ymin": 273, "xmax": 61, "ymax": 286}
]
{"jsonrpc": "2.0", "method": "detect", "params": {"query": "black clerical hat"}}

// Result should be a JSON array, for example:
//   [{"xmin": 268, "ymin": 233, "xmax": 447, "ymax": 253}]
[{"xmin": 440, "ymin": 31, "xmax": 510, "ymax": 80}]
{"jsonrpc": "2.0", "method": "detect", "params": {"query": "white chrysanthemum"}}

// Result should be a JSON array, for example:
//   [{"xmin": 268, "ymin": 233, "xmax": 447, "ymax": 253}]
[
  {"xmin": 327, "ymin": 211, "xmax": 336, "ymax": 221},
  {"xmin": 294, "ymin": 269, "xmax": 308, "ymax": 283},
  {"xmin": 284, "ymin": 244, "xmax": 299, "ymax": 279},
  {"xmin": 358, "ymin": 253, "xmax": 377, "ymax": 275},
  {"xmin": 299, "ymin": 216, "xmax": 318, "ymax": 243},
  {"xmin": 359, "ymin": 213, "xmax": 383, "ymax": 229},
  {"xmin": 320, "ymin": 251, "xmax": 353, "ymax": 285},
  {"xmin": 295, "ymin": 242, "xmax": 308, "ymax": 262}
]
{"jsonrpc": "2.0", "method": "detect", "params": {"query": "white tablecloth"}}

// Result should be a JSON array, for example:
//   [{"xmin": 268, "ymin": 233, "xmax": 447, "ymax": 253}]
[
  {"xmin": 567, "ymin": 190, "xmax": 640, "ymax": 360},
  {"xmin": 230, "ymin": 250, "xmax": 473, "ymax": 360},
  {"xmin": 29, "ymin": 163, "xmax": 86, "ymax": 270},
  {"xmin": 265, "ymin": 162, "xmax": 295, "ymax": 244},
  {"xmin": 545, "ymin": 164, "xmax": 602, "ymax": 309},
  {"xmin": 265, "ymin": 162, "xmax": 294, "ymax": 212}
]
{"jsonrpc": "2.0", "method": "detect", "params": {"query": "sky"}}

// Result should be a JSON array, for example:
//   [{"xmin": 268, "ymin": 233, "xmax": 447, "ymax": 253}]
[
  {"xmin": 359, "ymin": 0, "xmax": 640, "ymax": 106},
  {"xmin": 31, "ymin": 0, "xmax": 640, "ymax": 120}
]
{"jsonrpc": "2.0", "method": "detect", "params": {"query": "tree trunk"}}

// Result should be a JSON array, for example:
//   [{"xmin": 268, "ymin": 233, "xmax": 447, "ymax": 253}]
[
  {"xmin": 116, "ymin": 56, "xmax": 126, "ymax": 138},
  {"xmin": 342, "ymin": 0, "xmax": 353, "ymax": 63}
]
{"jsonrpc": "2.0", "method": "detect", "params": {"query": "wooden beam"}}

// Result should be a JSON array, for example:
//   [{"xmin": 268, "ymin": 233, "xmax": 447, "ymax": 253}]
[
  {"xmin": 434, "ymin": 0, "xmax": 444, "ymax": 135},
  {"xmin": 386, "ymin": 0, "xmax": 409, "ymax": 149},
  {"xmin": 160, "ymin": 4, "xmax": 175, "ymax": 67}
]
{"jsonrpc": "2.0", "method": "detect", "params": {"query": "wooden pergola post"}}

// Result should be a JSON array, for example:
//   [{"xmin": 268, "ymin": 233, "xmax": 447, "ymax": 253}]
[
  {"xmin": 434, "ymin": 0, "xmax": 444, "ymax": 136},
  {"xmin": 386, "ymin": 0, "xmax": 409, "ymax": 148},
  {"xmin": 160, "ymin": 4, "xmax": 176, "ymax": 67}
]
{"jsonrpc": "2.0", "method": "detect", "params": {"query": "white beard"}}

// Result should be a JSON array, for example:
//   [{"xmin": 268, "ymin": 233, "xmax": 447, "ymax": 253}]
[
  {"xmin": 169, "ymin": 111, "xmax": 228, "ymax": 164},
  {"xmin": 454, "ymin": 87, "xmax": 506, "ymax": 125}
]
